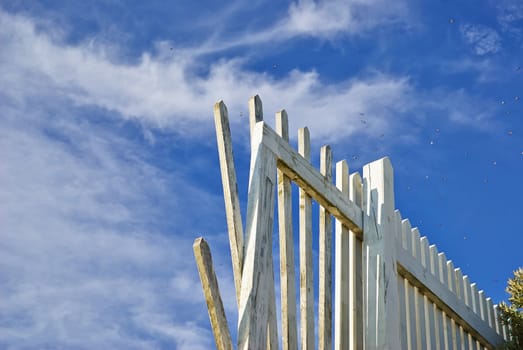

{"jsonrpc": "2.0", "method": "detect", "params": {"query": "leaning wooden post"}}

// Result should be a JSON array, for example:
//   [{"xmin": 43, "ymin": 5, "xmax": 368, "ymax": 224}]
[
  {"xmin": 214, "ymin": 101, "xmax": 244, "ymax": 306},
  {"xmin": 237, "ymin": 116, "xmax": 277, "ymax": 349},
  {"xmin": 193, "ymin": 237, "xmax": 233, "ymax": 350},
  {"xmin": 362, "ymin": 157, "xmax": 401, "ymax": 349}
]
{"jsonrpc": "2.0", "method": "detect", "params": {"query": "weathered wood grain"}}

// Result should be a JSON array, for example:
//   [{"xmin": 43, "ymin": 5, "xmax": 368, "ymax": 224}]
[
  {"xmin": 318, "ymin": 145, "xmax": 332, "ymax": 350},
  {"xmin": 267, "ymin": 257, "xmax": 278, "ymax": 350},
  {"xmin": 334, "ymin": 160, "xmax": 349, "ymax": 350},
  {"xmin": 257, "ymin": 122, "xmax": 363, "ymax": 234},
  {"xmin": 237, "ymin": 127, "xmax": 277, "ymax": 350},
  {"xmin": 193, "ymin": 237, "xmax": 233, "ymax": 350},
  {"xmin": 247, "ymin": 96, "xmax": 278, "ymax": 350},
  {"xmin": 362, "ymin": 157, "xmax": 401, "ymax": 349},
  {"xmin": 275, "ymin": 110, "xmax": 298, "ymax": 350},
  {"xmin": 298, "ymin": 127, "xmax": 313, "ymax": 350},
  {"xmin": 213, "ymin": 101, "xmax": 244, "ymax": 306},
  {"xmin": 349, "ymin": 172, "xmax": 363, "ymax": 350}
]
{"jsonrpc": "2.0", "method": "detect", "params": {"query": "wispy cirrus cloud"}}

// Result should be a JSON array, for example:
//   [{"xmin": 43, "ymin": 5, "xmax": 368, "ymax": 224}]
[
  {"xmin": 187, "ymin": 0, "xmax": 410, "ymax": 55},
  {"xmin": 282, "ymin": 0, "xmax": 408, "ymax": 38},
  {"xmin": 0, "ymin": 98, "xmax": 237, "ymax": 348},
  {"xmin": 1, "ymin": 6, "xmax": 504, "ymax": 147},
  {"xmin": 0, "ymin": 7, "xmax": 415, "ymax": 145}
]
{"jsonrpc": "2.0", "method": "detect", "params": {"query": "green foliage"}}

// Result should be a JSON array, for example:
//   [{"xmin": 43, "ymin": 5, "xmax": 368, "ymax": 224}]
[{"xmin": 497, "ymin": 267, "xmax": 523, "ymax": 350}]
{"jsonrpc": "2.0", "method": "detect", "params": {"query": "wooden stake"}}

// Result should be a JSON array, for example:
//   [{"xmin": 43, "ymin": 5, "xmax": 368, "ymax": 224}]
[
  {"xmin": 193, "ymin": 237, "xmax": 233, "ymax": 350},
  {"xmin": 213, "ymin": 101, "xmax": 244, "ymax": 306}
]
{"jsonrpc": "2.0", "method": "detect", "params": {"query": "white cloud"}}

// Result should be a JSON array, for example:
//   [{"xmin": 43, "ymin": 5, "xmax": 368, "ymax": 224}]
[
  {"xmin": 460, "ymin": 24, "xmax": 502, "ymax": 56},
  {"xmin": 0, "ymin": 8, "xmax": 415, "ymax": 145},
  {"xmin": 183, "ymin": 0, "xmax": 410, "ymax": 55},
  {"xmin": 282, "ymin": 0, "xmax": 408, "ymax": 38},
  {"xmin": 0, "ymin": 99, "xmax": 237, "ymax": 348}
]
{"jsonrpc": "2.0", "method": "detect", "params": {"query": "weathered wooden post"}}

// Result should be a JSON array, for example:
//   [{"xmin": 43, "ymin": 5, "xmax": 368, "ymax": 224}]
[
  {"xmin": 362, "ymin": 157, "xmax": 401, "ymax": 349},
  {"xmin": 237, "ymin": 104, "xmax": 278, "ymax": 350},
  {"xmin": 193, "ymin": 237, "xmax": 233, "ymax": 350}
]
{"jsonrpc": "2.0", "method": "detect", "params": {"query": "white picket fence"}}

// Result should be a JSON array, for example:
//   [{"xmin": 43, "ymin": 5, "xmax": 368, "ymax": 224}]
[{"xmin": 193, "ymin": 96, "xmax": 508, "ymax": 350}]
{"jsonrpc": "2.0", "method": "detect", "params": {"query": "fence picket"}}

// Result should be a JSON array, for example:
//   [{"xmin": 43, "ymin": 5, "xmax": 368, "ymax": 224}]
[
  {"xmin": 362, "ymin": 157, "xmax": 401, "ymax": 349},
  {"xmin": 454, "ymin": 268, "xmax": 463, "ymax": 300},
  {"xmin": 471, "ymin": 283, "xmax": 480, "ymax": 316},
  {"xmin": 349, "ymin": 172, "xmax": 363, "ymax": 350},
  {"xmin": 318, "ymin": 145, "xmax": 332, "ymax": 350},
  {"xmin": 193, "ymin": 238, "xmax": 234, "ymax": 350},
  {"xmin": 429, "ymin": 245, "xmax": 443, "ymax": 349},
  {"xmin": 493, "ymin": 305, "xmax": 501, "ymax": 336},
  {"xmin": 485, "ymin": 298, "xmax": 495, "ymax": 332},
  {"xmin": 463, "ymin": 276, "xmax": 471, "ymax": 308},
  {"xmin": 213, "ymin": 101, "xmax": 244, "ymax": 306},
  {"xmin": 479, "ymin": 291, "xmax": 489, "ymax": 325},
  {"xmin": 420, "ymin": 237, "xmax": 429, "ymax": 268},
  {"xmin": 429, "ymin": 245, "xmax": 438, "ymax": 277},
  {"xmin": 249, "ymin": 95, "xmax": 263, "ymax": 137},
  {"xmin": 276, "ymin": 110, "xmax": 298, "ymax": 350},
  {"xmin": 438, "ymin": 254, "xmax": 452, "ymax": 349},
  {"xmin": 402, "ymin": 219, "xmax": 413, "ymax": 256},
  {"xmin": 398, "ymin": 278, "xmax": 409, "ymax": 349},
  {"xmin": 406, "ymin": 280, "xmax": 416, "ymax": 350},
  {"xmin": 396, "ymin": 212, "xmax": 409, "ymax": 349},
  {"xmin": 237, "ymin": 122, "xmax": 277, "ymax": 350},
  {"xmin": 420, "ymin": 237, "xmax": 436, "ymax": 350},
  {"xmin": 411, "ymin": 227, "xmax": 422, "ymax": 261},
  {"xmin": 298, "ymin": 127, "xmax": 313, "ymax": 350},
  {"xmin": 334, "ymin": 160, "xmax": 349, "ymax": 350},
  {"xmin": 438, "ymin": 253, "xmax": 448, "ymax": 286},
  {"xmin": 415, "ymin": 286, "xmax": 426, "ymax": 350},
  {"xmin": 447, "ymin": 261, "xmax": 455, "ymax": 294}
]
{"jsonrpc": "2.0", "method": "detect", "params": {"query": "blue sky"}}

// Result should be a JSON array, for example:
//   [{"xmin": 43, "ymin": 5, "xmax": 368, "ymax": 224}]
[{"xmin": 0, "ymin": 0, "xmax": 522, "ymax": 349}]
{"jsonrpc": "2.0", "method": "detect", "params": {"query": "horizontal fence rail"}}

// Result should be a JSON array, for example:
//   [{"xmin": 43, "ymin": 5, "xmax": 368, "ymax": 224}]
[{"xmin": 193, "ymin": 96, "xmax": 507, "ymax": 350}]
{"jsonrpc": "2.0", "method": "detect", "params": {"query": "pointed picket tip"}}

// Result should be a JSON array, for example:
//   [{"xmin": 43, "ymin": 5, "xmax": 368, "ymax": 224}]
[
  {"xmin": 366, "ymin": 156, "xmax": 393, "ymax": 172},
  {"xmin": 335, "ymin": 160, "xmax": 349, "ymax": 195},
  {"xmin": 249, "ymin": 95, "xmax": 263, "ymax": 137},
  {"xmin": 214, "ymin": 100, "xmax": 227, "ymax": 113},
  {"xmin": 276, "ymin": 109, "xmax": 289, "ymax": 142},
  {"xmin": 362, "ymin": 156, "xmax": 395, "ymax": 219},
  {"xmin": 193, "ymin": 236, "xmax": 205, "ymax": 249},
  {"xmin": 298, "ymin": 127, "xmax": 311, "ymax": 161}
]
